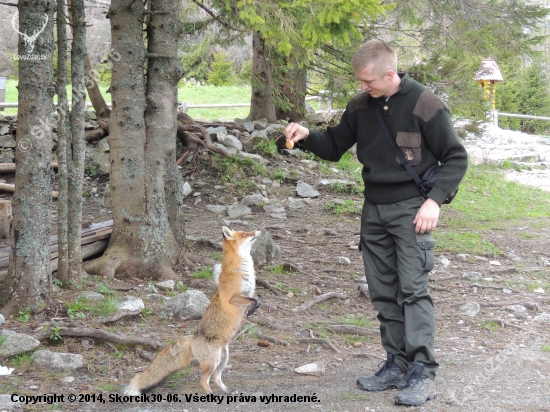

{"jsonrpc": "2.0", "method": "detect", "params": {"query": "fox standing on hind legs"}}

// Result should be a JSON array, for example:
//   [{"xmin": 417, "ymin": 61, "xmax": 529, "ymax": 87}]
[{"xmin": 124, "ymin": 226, "xmax": 261, "ymax": 395}]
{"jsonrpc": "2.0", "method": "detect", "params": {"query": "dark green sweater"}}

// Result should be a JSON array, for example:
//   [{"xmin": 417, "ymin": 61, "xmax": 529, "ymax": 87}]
[{"xmin": 302, "ymin": 74, "xmax": 468, "ymax": 205}]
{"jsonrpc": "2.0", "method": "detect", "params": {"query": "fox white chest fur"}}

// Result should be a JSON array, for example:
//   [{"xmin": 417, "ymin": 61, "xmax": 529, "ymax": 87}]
[{"xmin": 239, "ymin": 252, "xmax": 255, "ymax": 297}]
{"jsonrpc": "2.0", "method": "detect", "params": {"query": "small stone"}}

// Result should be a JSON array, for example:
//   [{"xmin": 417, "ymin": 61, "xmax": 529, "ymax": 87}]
[
  {"xmin": 489, "ymin": 260, "xmax": 502, "ymax": 266},
  {"xmin": 144, "ymin": 284, "xmax": 158, "ymax": 293},
  {"xmin": 507, "ymin": 305, "xmax": 527, "ymax": 313},
  {"xmin": 338, "ymin": 256, "xmax": 351, "ymax": 265},
  {"xmin": 502, "ymin": 288, "xmax": 513, "ymax": 294},
  {"xmin": 438, "ymin": 256, "xmax": 451, "ymax": 269},
  {"xmin": 294, "ymin": 361, "xmax": 325, "ymax": 376},
  {"xmin": 506, "ymin": 252, "xmax": 521, "ymax": 262},
  {"xmin": 463, "ymin": 272, "xmax": 483, "ymax": 281},
  {"xmin": 62, "ymin": 376, "xmax": 75, "ymax": 383},
  {"xmin": 156, "ymin": 280, "xmax": 175, "ymax": 291},
  {"xmin": 81, "ymin": 291, "xmax": 105, "ymax": 302},
  {"xmin": 206, "ymin": 205, "xmax": 227, "ymax": 214},
  {"xmin": 456, "ymin": 253, "xmax": 470, "ymax": 261},
  {"xmin": 533, "ymin": 287, "xmax": 545, "ymax": 294},
  {"xmin": 460, "ymin": 302, "xmax": 481, "ymax": 316}
]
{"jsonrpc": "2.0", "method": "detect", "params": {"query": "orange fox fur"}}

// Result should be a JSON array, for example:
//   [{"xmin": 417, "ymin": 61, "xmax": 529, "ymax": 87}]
[{"xmin": 124, "ymin": 226, "xmax": 261, "ymax": 395}]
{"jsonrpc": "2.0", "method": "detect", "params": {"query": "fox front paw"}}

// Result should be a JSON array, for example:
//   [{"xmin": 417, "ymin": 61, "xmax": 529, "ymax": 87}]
[{"xmin": 246, "ymin": 295, "xmax": 262, "ymax": 317}]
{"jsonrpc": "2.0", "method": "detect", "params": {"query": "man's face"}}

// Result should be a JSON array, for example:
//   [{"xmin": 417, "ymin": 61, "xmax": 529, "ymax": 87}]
[{"xmin": 355, "ymin": 64, "xmax": 393, "ymax": 98}]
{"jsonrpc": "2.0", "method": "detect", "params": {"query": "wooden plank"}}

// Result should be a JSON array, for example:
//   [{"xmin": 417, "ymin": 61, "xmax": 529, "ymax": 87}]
[
  {"xmin": 0, "ymin": 220, "xmax": 113, "ymax": 258},
  {"xmin": 0, "ymin": 222, "xmax": 113, "ymax": 268},
  {"xmin": 0, "ymin": 162, "xmax": 58, "ymax": 174},
  {"xmin": 0, "ymin": 239, "xmax": 110, "ymax": 284},
  {"xmin": 0, "ymin": 183, "xmax": 59, "ymax": 199}
]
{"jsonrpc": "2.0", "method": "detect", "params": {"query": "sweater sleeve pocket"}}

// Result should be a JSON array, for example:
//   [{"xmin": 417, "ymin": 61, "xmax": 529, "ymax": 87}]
[{"xmin": 396, "ymin": 132, "xmax": 421, "ymax": 166}]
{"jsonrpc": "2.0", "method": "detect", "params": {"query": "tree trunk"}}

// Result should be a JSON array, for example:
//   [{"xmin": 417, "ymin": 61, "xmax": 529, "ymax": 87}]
[
  {"xmin": 276, "ymin": 60, "xmax": 308, "ymax": 122},
  {"xmin": 85, "ymin": 54, "xmax": 111, "ymax": 120},
  {"xmin": 66, "ymin": 0, "xmax": 86, "ymax": 284},
  {"xmin": 0, "ymin": 0, "xmax": 54, "ymax": 316},
  {"xmin": 83, "ymin": 0, "xmax": 182, "ymax": 280},
  {"xmin": 56, "ymin": 0, "xmax": 70, "ymax": 282},
  {"xmin": 247, "ymin": 31, "xmax": 277, "ymax": 123}
]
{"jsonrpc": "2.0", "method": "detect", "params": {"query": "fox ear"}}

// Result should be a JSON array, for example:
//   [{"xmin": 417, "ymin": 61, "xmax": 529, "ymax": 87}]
[{"xmin": 222, "ymin": 226, "xmax": 234, "ymax": 240}]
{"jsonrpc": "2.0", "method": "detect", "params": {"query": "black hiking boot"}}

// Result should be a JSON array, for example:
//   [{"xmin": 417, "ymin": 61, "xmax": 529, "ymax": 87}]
[
  {"xmin": 357, "ymin": 353, "xmax": 407, "ymax": 391},
  {"xmin": 395, "ymin": 362, "xmax": 436, "ymax": 406}
]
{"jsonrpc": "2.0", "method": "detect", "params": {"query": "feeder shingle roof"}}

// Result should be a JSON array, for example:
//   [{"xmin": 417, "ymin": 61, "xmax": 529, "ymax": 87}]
[{"xmin": 474, "ymin": 57, "xmax": 504, "ymax": 81}]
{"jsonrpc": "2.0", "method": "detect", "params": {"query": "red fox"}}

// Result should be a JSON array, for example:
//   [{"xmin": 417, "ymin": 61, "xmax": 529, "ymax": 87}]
[{"xmin": 124, "ymin": 226, "xmax": 261, "ymax": 395}]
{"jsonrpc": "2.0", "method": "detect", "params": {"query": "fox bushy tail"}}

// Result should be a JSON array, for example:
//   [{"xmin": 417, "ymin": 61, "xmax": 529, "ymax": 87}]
[{"xmin": 124, "ymin": 336, "xmax": 193, "ymax": 395}]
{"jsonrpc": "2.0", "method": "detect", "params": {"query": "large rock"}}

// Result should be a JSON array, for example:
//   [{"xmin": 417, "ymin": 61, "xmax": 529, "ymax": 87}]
[
  {"xmin": 0, "ymin": 330, "xmax": 40, "ymax": 358},
  {"xmin": 217, "ymin": 133, "xmax": 243, "ymax": 151},
  {"xmin": 116, "ymin": 296, "xmax": 145, "ymax": 312},
  {"xmin": 251, "ymin": 229, "xmax": 281, "ymax": 265},
  {"xmin": 86, "ymin": 148, "xmax": 110, "ymax": 175},
  {"xmin": 296, "ymin": 180, "xmax": 319, "ymax": 198},
  {"xmin": 161, "ymin": 290, "xmax": 210, "ymax": 320},
  {"xmin": 227, "ymin": 204, "xmax": 252, "ymax": 218},
  {"xmin": 0, "ymin": 134, "xmax": 16, "ymax": 147},
  {"xmin": 31, "ymin": 350, "xmax": 85, "ymax": 370}
]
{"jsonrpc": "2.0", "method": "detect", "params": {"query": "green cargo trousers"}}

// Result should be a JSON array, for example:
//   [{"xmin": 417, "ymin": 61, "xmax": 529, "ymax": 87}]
[{"xmin": 360, "ymin": 196, "xmax": 439, "ymax": 379}]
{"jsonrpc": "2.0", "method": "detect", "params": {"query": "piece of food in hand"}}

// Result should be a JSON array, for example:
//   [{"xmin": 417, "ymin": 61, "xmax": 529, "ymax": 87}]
[{"xmin": 286, "ymin": 140, "xmax": 294, "ymax": 149}]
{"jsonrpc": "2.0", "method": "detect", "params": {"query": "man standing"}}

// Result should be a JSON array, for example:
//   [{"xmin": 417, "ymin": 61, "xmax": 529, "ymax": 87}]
[{"xmin": 284, "ymin": 39, "xmax": 468, "ymax": 406}]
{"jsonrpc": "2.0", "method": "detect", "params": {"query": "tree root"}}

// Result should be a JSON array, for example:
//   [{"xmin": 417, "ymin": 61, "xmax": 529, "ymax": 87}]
[
  {"xmin": 326, "ymin": 324, "xmax": 379, "ymax": 337},
  {"xmin": 32, "ymin": 326, "xmax": 166, "ymax": 350},
  {"xmin": 256, "ymin": 331, "xmax": 289, "ymax": 347},
  {"xmin": 246, "ymin": 316, "xmax": 287, "ymax": 330},
  {"xmin": 295, "ymin": 337, "xmax": 341, "ymax": 353},
  {"xmin": 291, "ymin": 292, "xmax": 348, "ymax": 312},
  {"xmin": 95, "ymin": 309, "xmax": 141, "ymax": 325},
  {"xmin": 83, "ymin": 245, "xmax": 180, "ymax": 281},
  {"xmin": 257, "ymin": 279, "xmax": 284, "ymax": 296}
]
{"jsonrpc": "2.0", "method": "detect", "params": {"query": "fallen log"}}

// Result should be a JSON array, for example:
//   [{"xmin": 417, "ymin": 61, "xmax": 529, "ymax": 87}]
[
  {"xmin": 291, "ymin": 292, "xmax": 348, "ymax": 313},
  {"xmin": 0, "ymin": 162, "xmax": 58, "ymax": 173},
  {"xmin": 0, "ymin": 182, "xmax": 58, "ymax": 199},
  {"xmin": 0, "ymin": 239, "xmax": 109, "ymax": 284},
  {"xmin": 0, "ymin": 226, "xmax": 112, "ymax": 267},
  {"xmin": 31, "ymin": 326, "xmax": 166, "ymax": 350}
]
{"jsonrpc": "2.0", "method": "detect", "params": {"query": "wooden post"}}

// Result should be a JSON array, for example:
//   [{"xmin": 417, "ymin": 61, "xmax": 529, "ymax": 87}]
[{"xmin": 0, "ymin": 199, "xmax": 12, "ymax": 238}]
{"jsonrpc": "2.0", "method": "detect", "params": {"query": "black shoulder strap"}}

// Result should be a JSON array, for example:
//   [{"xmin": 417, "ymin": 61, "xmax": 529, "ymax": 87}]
[{"xmin": 373, "ymin": 103, "xmax": 426, "ymax": 193}]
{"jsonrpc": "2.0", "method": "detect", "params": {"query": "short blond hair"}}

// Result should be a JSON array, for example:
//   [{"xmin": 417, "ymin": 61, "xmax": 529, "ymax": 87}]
[{"xmin": 351, "ymin": 40, "xmax": 397, "ymax": 77}]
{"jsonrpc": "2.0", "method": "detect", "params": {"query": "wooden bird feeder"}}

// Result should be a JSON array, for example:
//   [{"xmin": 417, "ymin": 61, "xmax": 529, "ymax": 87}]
[{"xmin": 474, "ymin": 57, "xmax": 504, "ymax": 111}]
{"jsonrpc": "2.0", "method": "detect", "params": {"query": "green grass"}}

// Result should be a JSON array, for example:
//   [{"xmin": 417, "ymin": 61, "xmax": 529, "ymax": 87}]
[
  {"xmin": 323, "ymin": 199, "xmax": 362, "ymax": 215},
  {"xmin": 2, "ymin": 79, "xmax": 251, "ymax": 120},
  {"xmin": 483, "ymin": 321, "xmax": 500, "ymax": 332},
  {"xmin": 190, "ymin": 268, "xmax": 212, "ymax": 280},
  {"xmin": 436, "ymin": 164, "xmax": 550, "ymax": 255}
]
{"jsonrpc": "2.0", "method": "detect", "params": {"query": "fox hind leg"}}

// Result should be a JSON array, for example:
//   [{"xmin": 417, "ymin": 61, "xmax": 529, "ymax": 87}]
[
  {"xmin": 213, "ymin": 343, "xmax": 235, "ymax": 394},
  {"xmin": 195, "ymin": 342, "xmax": 221, "ymax": 395}
]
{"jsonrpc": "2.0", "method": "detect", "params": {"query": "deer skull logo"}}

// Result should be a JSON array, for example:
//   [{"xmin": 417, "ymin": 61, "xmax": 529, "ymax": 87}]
[{"xmin": 11, "ymin": 12, "xmax": 49, "ymax": 55}]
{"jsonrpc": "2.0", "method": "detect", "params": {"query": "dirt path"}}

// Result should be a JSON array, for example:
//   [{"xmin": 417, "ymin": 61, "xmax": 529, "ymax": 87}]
[{"xmin": 1, "ymin": 149, "xmax": 550, "ymax": 412}]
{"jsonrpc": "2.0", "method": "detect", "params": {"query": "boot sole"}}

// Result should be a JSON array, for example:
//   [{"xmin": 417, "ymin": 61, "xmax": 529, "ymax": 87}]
[
  {"xmin": 357, "ymin": 379, "xmax": 407, "ymax": 392},
  {"xmin": 395, "ymin": 393, "xmax": 437, "ymax": 406}
]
